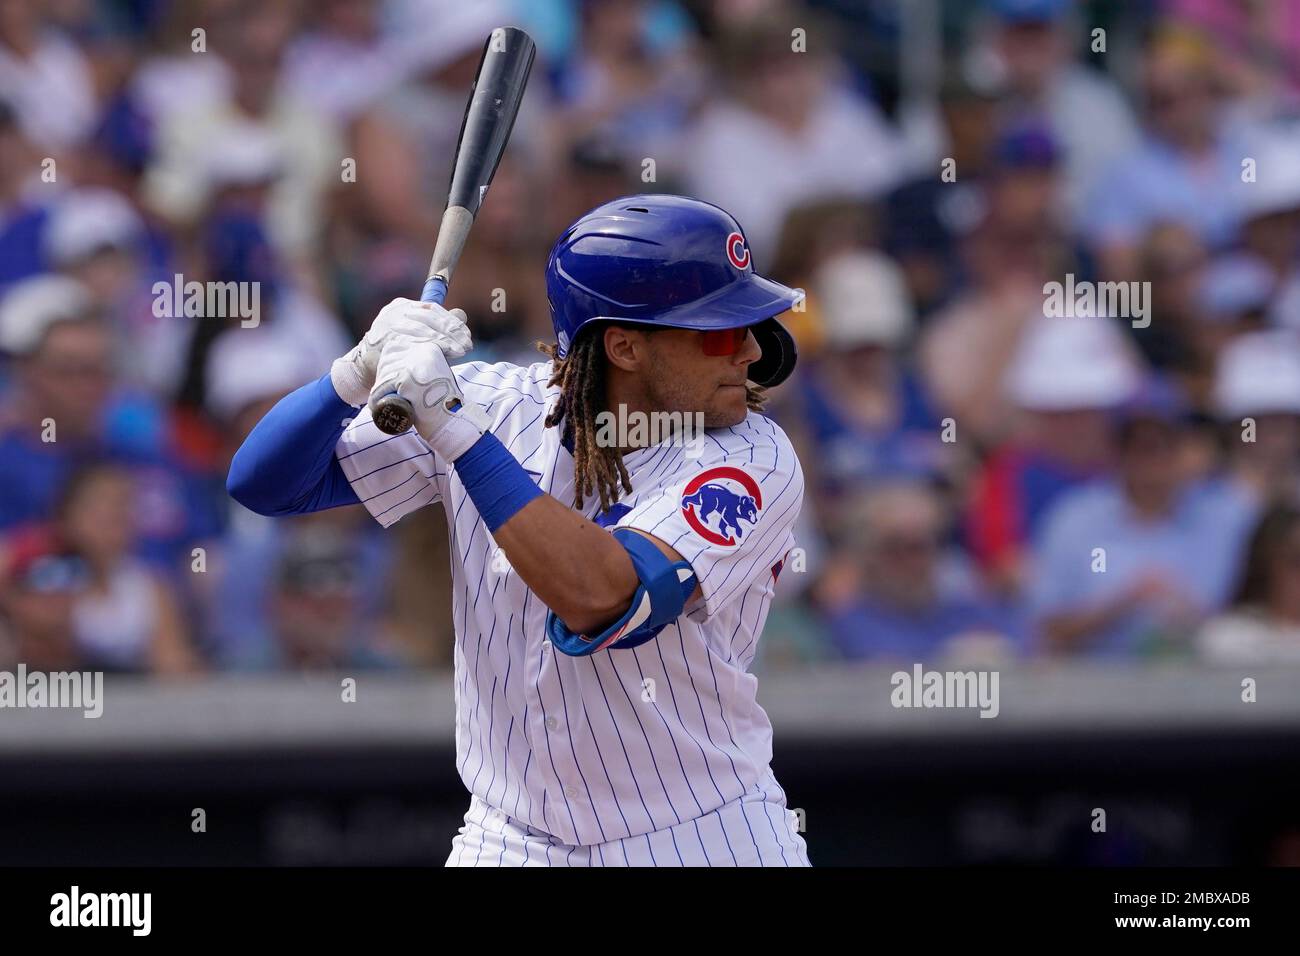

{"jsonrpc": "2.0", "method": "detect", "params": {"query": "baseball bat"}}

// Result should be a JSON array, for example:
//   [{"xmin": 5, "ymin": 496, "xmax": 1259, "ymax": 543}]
[{"xmin": 370, "ymin": 25, "xmax": 537, "ymax": 436}]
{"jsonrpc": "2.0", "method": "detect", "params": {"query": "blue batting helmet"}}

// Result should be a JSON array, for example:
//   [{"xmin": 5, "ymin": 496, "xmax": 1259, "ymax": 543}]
[{"xmin": 545, "ymin": 194, "xmax": 801, "ymax": 388}]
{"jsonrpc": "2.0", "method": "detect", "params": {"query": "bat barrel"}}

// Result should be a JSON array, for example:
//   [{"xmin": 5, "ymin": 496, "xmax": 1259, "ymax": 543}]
[{"xmin": 369, "ymin": 25, "xmax": 535, "ymax": 438}]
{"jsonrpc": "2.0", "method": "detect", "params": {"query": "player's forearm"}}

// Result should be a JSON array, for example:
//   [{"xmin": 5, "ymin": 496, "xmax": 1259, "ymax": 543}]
[
  {"xmin": 448, "ymin": 431, "xmax": 639, "ymax": 635},
  {"xmin": 227, "ymin": 373, "xmax": 361, "ymax": 516},
  {"xmin": 493, "ymin": 495, "xmax": 639, "ymax": 636}
]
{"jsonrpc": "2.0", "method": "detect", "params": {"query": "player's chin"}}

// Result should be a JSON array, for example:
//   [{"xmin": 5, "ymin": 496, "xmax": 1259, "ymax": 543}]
[{"xmin": 706, "ymin": 385, "xmax": 750, "ymax": 427}]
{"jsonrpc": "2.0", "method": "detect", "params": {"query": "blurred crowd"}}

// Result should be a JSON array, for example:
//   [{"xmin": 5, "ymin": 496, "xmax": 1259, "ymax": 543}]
[{"xmin": 2, "ymin": 0, "xmax": 1300, "ymax": 676}]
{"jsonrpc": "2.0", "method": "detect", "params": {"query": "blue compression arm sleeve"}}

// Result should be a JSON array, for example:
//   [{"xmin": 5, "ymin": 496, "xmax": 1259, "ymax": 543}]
[{"xmin": 226, "ymin": 372, "xmax": 361, "ymax": 516}]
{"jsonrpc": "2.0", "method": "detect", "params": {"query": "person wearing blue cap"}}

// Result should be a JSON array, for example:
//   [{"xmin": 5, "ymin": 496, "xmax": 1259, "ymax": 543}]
[{"xmin": 981, "ymin": 0, "xmax": 1139, "ymax": 223}]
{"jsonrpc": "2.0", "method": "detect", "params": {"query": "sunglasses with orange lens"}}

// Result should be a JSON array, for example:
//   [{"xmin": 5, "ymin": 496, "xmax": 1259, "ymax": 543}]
[{"xmin": 701, "ymin": 326, "xmax": 749, "ymax": 356}]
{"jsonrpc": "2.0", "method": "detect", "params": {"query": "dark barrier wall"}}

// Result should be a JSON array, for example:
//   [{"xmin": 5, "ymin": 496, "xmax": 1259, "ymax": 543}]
[{"xmin": 2, "ymin": 667, "xmax": 1298, "ymax": 866}]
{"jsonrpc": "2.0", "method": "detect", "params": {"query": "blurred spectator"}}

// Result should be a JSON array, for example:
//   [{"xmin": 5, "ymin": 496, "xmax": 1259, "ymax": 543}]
[
  {"xmin": 1191, "ymin": 254, "xmax": 1277, "ymax": 393},
  {"xmin": 677, "ymin": 10, "xmax": 904, "ymax": 263},
  {"xmin": 0, "ymin": 0, "xmax": 97, "ymax": 150},
  {"xmin": 57, "ymin": 463, "xmax": 198, "ymax": 674},
  {"xmin": 1212, "ymin": 330, "xmax": 1300, "ymax": 506},
  {"xmin": 181, "ymin": 211, "xmax": 348, "ymax": 422},
  {"xmin": 1235, "ymin": 129, "xmax": 1300, "ymax": 284},
  {"xmin": 1079, "ymin": 27, "xmax": 1245, "ymax": 278},
  {"xmin": 552, "ymin": 0, "xmax": 704, "ymax": 164},
  {"xmin": 43, "ymin": 187, "xmax": 187, "ymax": 395},
  {"xmin": 205, "ymin": 330, "xmax": 316, "ymax": 486},
  {"xmin": 967, "ymin": 312, "xmax": 1143, "ymax": 593},
  {"xmin": 1198, "ymin": 505, "xmax": 1300, "ymax": 664},
  {"xmin": 283, "ymin": 0, "xmax": 411, "ymax": 122},
  {"xmin": 974, "ymin": 0, "xmax": 1140, "ymax": 221},
  {"xmin": 0, "ymin": 97, "xmax": 53, "ymax": 292},
  {"xmin": 543, "ymin": 132, "xmax": 640, "ymax": 237},
  {"xmin": 219, "ymin": 523, "xmax": 403, "ymax": 671},
  {"xmin": 1230, "ymin": 128, "xmax": 1300, "ymax": 332},
  {"xmin": 1168, "ymin": 0, "xmax": 1300, "ymax": 129},
  {"xmin": 980, "ymin": 120, "xmax": 1081, "ymax": 269},
  {"xmin": 142, "ymin": 1, "xmax": 342, "ymax": 263},
  {"xmin": 1198, "ymin": 254, "xmax": 1275, "ymax": 331},
  {"xmin": 130, "ymin": 0, "xmax": 235, "ymax": 127},
  {"xmin": 764, "ymin": 197, "xmax": 873, "ymax": 357},
  {"xmin": 792, "ymin": 251, "xmax": 945, "ymax": 524},
  {"xmin": 351, "ymin": 0, "xmax": 531, "ymax": 246},
  {"xmin": 918, "ymin": 120, "xmax": 1085, "ymax": 444},
  {"xmin": 1126, "ymin": 223, "xmax": 1212, "ymax": 396},
  {"xmin": 0, "ymin": 275, "xmax": 221, "ymax": 569},
  {"xmin": 815, "ymin": 480, "xmax": 1027, "ymax": 663},
  {"xmin": 884, "ymin": 69, "xmax": 1000, "ymax": 317},
  {"xmin": 0, "ymin": 525, "xmax": 88, "ymax": 672},
  {"xmin": 1030, "ymin": 378, "xmax": 1259, "ymax": 656},
  {"xmin": 201, "ymin": 339, "xmax": 418, "ymax": 669}
]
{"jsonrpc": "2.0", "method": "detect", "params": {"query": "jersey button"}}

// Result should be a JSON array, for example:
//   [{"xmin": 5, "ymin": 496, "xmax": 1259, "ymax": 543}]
[
  {"xmin": 545, "ymin": 715, "xmax": 559, "ymax": 731},
  {"xmin": 541, "ymin": 640, "xmax": 552, "ymax": 653},
  {"xmin": 565, "ymin": 786, "xmax": 579, "ymax": 799}
]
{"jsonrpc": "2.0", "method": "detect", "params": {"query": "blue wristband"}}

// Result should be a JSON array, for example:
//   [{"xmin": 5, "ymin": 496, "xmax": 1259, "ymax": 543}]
[{"xmin": 454, "ymin": 432, "xmax": 543, "ymax": 533}]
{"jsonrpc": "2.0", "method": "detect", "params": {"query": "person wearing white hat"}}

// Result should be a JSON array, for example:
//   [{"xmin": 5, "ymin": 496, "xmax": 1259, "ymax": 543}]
[
  {"xmin": 1213, "ymin": 330, "xmax": 1300, "ymax": 506},
  {"xmin": 0, "ymin": 274, "xmax": 93, "ymax": 358},
  {"xmin": 1003, "ymin": 312, "xmax": 1144, "ymax": 413},
  {"xmin": 0, "ymin": 274, "xmax": 219, "ymax": 568},
  {"xmin": 964, "ymin": 312, "xmax": 1144, "ymax": 593},
  {"xmin": 141, "ymin": 3, "xmax": 342, "ymax": 259},
  {"xmin": 349, "ymin": 0, "xmax": 537, "ymax": 244},
  {"xmin": 205, "ymin": 329, "xmax": 320, "ymax": 436},
  {"xmin": 41, "ymin": 187, "xmax": 197, "ymax": 397},
  {"xmin": 44, "ymin": 188, "xmax": 144, "ymax": 271},
  {"xmin": 0, "ymin": 275, "xmax": 116, "ymax": 521},
  {"xmin": 814, "ymin": 250, "xmax": 916, "ymax": 351},
  {"xmin": 1236, "ymin": 129, "xmax": 1300, "ymax": 273},
  {"xmin": 793, "ymin": 251, "xmax": 946, "ymax": 525},
  {"xmin": 1231, "ymin": 128, "xmax": 1300, "ymax": 332}
]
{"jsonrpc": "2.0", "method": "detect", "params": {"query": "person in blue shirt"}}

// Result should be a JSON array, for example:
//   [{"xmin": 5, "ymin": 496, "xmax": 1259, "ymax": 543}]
[
  {"xmin": 817, "ymin": 478, "xmax": 1029, "ymax": 662},
  {"xmin": 1030, "ymin": 378, "xmax": 1260, "ymax": 656},
  {"xmin": 213, "ymin": 519, "xmax": 404, "ymax": 672},
  {"xmin": 1078, "ymin": 30, "xmax": 1247, "ymax": 279},
  {"xmin": 792, "ymin": 251, "xmax": 949, "ymax": 525},
  {"xmin": 0, "ymin": 277, "xmax": 221, "ymax": 572},
  {"xmin": 0, "ymin": 100, "xmax": 52, "ymax": 294}
]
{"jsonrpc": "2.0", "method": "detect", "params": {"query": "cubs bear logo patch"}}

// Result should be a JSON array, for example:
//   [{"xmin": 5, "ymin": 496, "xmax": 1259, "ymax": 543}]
[{"xmin": 680, "ymin": 466, "xmax": 762, "ymax": 546}]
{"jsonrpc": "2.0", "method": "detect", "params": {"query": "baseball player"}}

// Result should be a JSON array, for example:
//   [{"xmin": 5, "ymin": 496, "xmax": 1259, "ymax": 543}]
[{"xmin": 229, "ymin": 195, "xmax": 810, "ymax": 866}]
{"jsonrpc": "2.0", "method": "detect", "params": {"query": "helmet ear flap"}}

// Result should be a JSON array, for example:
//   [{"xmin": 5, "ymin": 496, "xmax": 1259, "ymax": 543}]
[{"xmin": 747, "ymin": 319, "xmax": 798, "ymax": 388}]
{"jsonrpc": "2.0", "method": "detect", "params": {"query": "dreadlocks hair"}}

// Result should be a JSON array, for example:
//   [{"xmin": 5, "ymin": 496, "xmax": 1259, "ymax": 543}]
[{"xmin": 537, "ymin": 324, "xmax": 768, "ymax": 513}]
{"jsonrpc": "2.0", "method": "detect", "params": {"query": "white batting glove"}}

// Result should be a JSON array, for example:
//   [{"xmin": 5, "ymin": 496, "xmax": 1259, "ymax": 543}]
[
  {"xmin": 330, "ymin": 297, "xmax": 473, "ymax": 407},
  {"xmin": 369, "ymin": 336, "xmax": 492, "ymax": 461}
]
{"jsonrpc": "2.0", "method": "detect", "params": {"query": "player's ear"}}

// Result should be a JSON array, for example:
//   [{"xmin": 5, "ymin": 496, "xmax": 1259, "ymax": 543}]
[{"xmin": 603, "ymin": 324, "xmax": 646, "ymax": 373}]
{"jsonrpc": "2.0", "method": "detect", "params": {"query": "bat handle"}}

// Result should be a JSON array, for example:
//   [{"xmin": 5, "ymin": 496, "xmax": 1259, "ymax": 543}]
[{"xmin": 369, "ymin": 276, "xmax": 450, "ymax": 436}]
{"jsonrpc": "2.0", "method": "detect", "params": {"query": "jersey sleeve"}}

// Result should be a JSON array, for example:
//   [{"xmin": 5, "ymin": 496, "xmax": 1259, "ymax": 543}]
[
  {"xmin": 332, "ymin": 359, "xmax": 549, "ymax": 529},
  {"xmin": 614, "ymin": 419, "xmax": 804, "ymax": 622},
  {"xmin": 334, "ymin": 405, "xmax": 446, "ymax": 528}
]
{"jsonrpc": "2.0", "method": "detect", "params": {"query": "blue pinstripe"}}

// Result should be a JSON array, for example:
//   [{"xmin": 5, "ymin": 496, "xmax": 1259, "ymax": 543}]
[
  {"xmin": 628, "ymin": 649, "xmax": 705, "ymax": 817},
  {"xmin": 588, "ymin": 655, "xmax": 660, "ymax": 831}
]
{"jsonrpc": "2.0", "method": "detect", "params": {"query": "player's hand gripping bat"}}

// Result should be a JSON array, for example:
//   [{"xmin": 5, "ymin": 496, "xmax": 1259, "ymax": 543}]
[{"xmin": 369, "ymin": 25, "xmax": 536, "ymax": 435}]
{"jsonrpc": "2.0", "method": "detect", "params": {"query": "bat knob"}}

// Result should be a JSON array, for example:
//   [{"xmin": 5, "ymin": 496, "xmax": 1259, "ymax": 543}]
[{"xmin": 372, "ymin": 393, "xmax": 415, "ymax": 435}]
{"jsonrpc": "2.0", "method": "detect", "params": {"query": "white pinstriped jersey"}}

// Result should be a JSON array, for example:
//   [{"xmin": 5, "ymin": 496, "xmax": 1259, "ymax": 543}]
[{"xmin": 334, "ymin": 360, "xmax": 804, "ymax": 847}]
